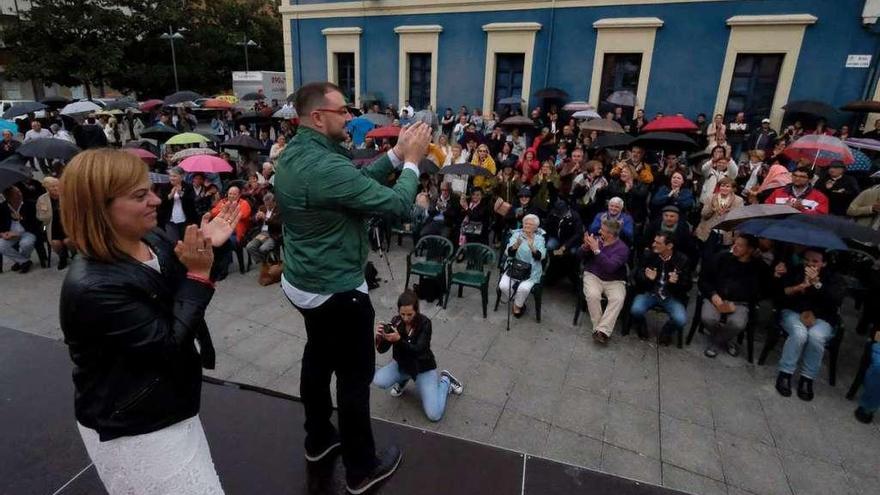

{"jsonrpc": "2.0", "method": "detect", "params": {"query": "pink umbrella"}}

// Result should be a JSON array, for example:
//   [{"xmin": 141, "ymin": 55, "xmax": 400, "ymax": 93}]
[
  {"xmin": 783, "ymin": 134, "xmax": 854, "ymax": 167},
  {"xmin": 124, "ymin": 147, "xmax": 157, "ymax": 163},
  {"xmin": 179, "ymin": 155, "xmax": 233, "ymax": 173}
]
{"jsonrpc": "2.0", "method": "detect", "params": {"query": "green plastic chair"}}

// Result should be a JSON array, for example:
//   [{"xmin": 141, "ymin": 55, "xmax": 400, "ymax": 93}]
[
  {"xmin": 405, "ymin": 235, "xmax": 454, "ymax": 300},
  {"xmin": 445, "ymin": 243, "xmax": 496, "ymax": 317}
]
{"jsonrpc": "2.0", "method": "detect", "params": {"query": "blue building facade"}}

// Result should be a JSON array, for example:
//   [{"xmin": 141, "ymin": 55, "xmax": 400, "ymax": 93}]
[{"xmin": 280, "ymin": 0, "xmax": 880, "ymax": 129}]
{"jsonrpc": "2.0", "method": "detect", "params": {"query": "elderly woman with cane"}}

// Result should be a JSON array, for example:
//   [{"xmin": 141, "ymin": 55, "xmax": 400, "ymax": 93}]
[
  {"xmin": 498, "ymin": 214, "xmax": 547, "ymax": 317},
  {"xmin": 59, "ymin": 148, "xmax": 240, "ymax": 494}
]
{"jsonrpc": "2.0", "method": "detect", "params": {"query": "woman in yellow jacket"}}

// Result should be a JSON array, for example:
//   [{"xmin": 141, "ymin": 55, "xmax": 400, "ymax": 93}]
[{"xmin": 471, "ymin": 143, "xmax": 496, "ymax": 193}]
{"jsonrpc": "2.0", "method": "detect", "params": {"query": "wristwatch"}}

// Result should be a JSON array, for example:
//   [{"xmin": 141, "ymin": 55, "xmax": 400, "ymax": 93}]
[{"xmin": 813, "ymin": 281, "xmax": 823, "ymax": 289}]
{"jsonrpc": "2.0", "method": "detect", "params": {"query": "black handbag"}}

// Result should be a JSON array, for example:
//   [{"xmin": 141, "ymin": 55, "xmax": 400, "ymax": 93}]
[
  {"xmin": 461, "ymin": 221, "xmax": 483, "ymax": 236},
  {"xmin": 505, "ymin": 258, "xmax": 532, "ymax": 281}
]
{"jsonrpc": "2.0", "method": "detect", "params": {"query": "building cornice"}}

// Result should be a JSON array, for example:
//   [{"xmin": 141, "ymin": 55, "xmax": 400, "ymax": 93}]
[
  {"xmin": 394, "ymin": 25, "xmax": 444, "ymax": 34},
  {"xmin": 482, "ymin": 22, "xmax": 542, "ymax": 33},
  {"xmin": 726, "ymin": 14, "xmax": 818, "ymax": 26},
  {"xmin": 321, "ymin": 27, "xmax": 362, "ymax": 36},
  {"xmin": 593, "ymin": 17, "xmax": 664, "ymax": 29}
]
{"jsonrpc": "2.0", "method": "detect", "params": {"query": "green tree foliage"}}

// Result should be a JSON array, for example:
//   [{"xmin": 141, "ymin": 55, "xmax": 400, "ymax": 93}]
[{"xmin": 3, "ymin": 0, "xmax": 283, "ymax": 98}]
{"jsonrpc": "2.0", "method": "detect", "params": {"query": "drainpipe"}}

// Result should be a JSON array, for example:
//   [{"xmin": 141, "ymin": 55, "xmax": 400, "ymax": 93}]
[{"xmin": 542, "ymin": 0, "xmax": 557, "ymax": 89}]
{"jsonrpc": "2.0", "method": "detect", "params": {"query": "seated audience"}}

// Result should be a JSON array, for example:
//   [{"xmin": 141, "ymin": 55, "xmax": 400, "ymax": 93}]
[
  {"xmin": 0, "ymin": 185, "xmax": 39, "ymax": 273},
  {"xmin": 630, "ymin": 232, "xmax": 692, "ymax": 344},
  {"xmin": 764, "ymin": 167, "xmax": 829, "ymax": 215},
  {"xmin": 578, "ymin": 218, "xmax": 630, "ymax": 344},
  {"xmin": 498, "ymin": 214, "xmax": 546, "ymax": 317}
]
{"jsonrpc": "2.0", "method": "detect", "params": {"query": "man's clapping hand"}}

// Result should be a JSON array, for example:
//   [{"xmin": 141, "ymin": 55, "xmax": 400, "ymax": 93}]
[{"xmin": 393, "ymin": 122, "xmax": 432, "ymax": 164}]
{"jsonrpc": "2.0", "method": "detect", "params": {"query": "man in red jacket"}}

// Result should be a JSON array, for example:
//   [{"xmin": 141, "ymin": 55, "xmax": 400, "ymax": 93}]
[{"xmin": 765, "ymin": 167, "xmax": 829, "ymax": 215}]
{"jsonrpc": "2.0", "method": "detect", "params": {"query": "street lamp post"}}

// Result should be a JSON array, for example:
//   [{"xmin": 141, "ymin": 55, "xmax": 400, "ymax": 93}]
[
  {"xmin": 160, "ymin": 27, "xmax": 185, "ymax": 92},
  {"xmin": 236, "ymin": 36, "xmax": 259, "ymax": 73}
]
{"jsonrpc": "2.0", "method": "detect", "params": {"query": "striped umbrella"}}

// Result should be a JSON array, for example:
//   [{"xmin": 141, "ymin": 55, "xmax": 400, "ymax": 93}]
[
  {"xmin": 572, "ymin": 109, "xmax": 601, "ymax": 120},
  {"xmin": 562, "ymin": 101, "xmax": 595, "ymax": 112},
  {"xmin": 783, "ymin": 134, "xmax": 854, "ymax": 167},
  {"xmin": 171, "ymin": 147, "xmax": 217, "ymax": 163}
]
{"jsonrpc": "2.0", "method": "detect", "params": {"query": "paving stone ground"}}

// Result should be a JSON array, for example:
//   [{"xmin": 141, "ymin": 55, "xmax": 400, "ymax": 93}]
[{"xmin": 4, "ymin": 246, "xmax": 879, "ymax": 495}]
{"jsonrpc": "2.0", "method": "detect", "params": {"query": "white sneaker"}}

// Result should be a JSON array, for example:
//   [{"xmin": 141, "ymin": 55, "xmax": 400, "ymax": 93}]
[
  {"xmin": 441, "ymin": 370, "xmax": 463, "ymax": 395},
  {"xmin": 389, "ymin": 383, "xmax": 404, "ymax": 397}
]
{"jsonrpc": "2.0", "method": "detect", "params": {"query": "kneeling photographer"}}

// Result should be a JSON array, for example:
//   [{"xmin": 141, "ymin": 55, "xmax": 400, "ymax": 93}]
[{"xmin": 373, "ymin": 290, "xmax": 463, "ymax": 422}]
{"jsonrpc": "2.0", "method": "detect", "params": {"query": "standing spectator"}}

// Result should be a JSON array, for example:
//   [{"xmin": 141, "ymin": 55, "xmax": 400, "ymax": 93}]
[
  {"xmin": 630, "ymin": 232, "xmax": 692, "ymax": 344},
  {"xmin": 578, "ymin": 218, "xmax": 630, "ymax": 344},
  {"xmin": 75, "ymin": 116, "xmax": 109, "ymax": 149},
  {"xmin": 765, "ymin": 167, "xmax": 829, "ymax": 214},
  {"xmin": 846, "ymin": 178, "xmax": 880, "ymax": 230},
  {"xmin": 0, "ymin": 129, "xmax": 20, "ymax": 160},
  {"xmin": 695, "ymin": 177, "xmax": 743, "ymax": 260},
  {"xmin": 772, "ymin": 249, "xmax": 842, "ymax": 400},
  {"xmin": 747, "ymin": 118, "xmax": 779, "ymax": 156},
  {"xmin": 531, "ymin": 161, "xmax": 559, "ymax": 212},
  {"xmin": 572, "ymin": 160, "xmax": 609, "ymax": 224},
  {"xmin": 103, "ymin": 117, "xmax": 122, "ymax": 147},
  {"xmin": 211, "ymin": 112, "xmax": 227, "ymax": 141},
  {"xmin": 698, "ymin": 234, "xmax": 770, "ymax": 357},
  {"xmin": 24, "ymin": 120, "xmax": 52, "ymax": 142},
  {"xmin": 815, "ymin": 161, "xmax": 860, "ymax": 216},
  {"xmin": 50, "ymin": 123, "xmax": 76, "ymax": 144},
  {"xmin": 471, "ymin": 144, "xmax": 497, "ymax": 193},
  {"xmin": 694, "ymin": 113, "xmax": 709, "ymax": 148},
  {"xmin": 487, "ymin": 126, "xmax": 506, "ymax": 158},
  {"xmin": 605, "ymin": 165, "xmax": 649, "ymax": 227},
  {"xmin": 699, "ymin": 146, "xmax": 738, "ymax": 205},
  {"xmin": 440, "ymin": 108, "xmax": 455, "ymax": 139},
  {"xmin": 706, "ymin": 113, "xmax": 726, "ymax": 143},
  {"xmin": 727, "ymin": 112, "xmax": 748, "ymax": 163},
  {"xmin": 158, "ymin": 167, "xmax": 199, "ymax": 243},
  {"xmin": 498, "ymin": 214, "xmax": 546, "ymax": 317},
  {"xmin": 0, "ymin": 185, "xmax": 39, "ymax": 273},
  {"xmin": 269, "ymin": 135, "xmax": 287, "ymax": 162},
  {"xmin": 517, "ymin": 149, "xmax": 541, "ymax": 185},
  {"xmin": 612, "ymin": 146, "xmax": 654, "ymax": 185}
]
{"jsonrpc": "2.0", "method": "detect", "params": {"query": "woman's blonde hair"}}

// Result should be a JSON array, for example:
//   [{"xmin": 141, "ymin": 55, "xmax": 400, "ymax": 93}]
[
  {"xmin": 60, "ymin": 148, "xmax": 149, "ymax": 263},
  {"xmin": 41, "ymin": 176, "xmax": 59, "ymax": 187}
]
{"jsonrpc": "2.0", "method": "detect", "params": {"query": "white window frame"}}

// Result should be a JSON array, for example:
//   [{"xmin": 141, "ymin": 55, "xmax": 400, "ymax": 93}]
[
  {"xmin": 482, "ymin": 22, "xmax": 541, "ymax": 115},
  {"xmin": 322, "ymin": 27, "xmax": 362, "ymax": 106},
  {"xmin": 395, "ymin": 25, "xmax": 442, "ymax": 112},
  {"xmin": 588, "ymin": 17, "xmax": 663, "ymax": 119},
  {"xmin": 714, "ymin": 14, "xmax": 817, "ymax": 131}
]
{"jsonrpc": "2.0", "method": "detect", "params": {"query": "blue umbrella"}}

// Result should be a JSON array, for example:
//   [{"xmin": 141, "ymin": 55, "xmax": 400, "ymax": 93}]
[
  {"xmin": 497, "ymin": 95, "xmax": 523, "ymax": 105},
  {"xmin": 737, "ymin": 218, "xmax": 848, "ymax": 251},
  {"xmin": 0, "ymin": 120, "xmax": 18, "ymax": 134},
  {"xmin": 847, "ymin": 147, "xmax": 875, "ymax": 172}
]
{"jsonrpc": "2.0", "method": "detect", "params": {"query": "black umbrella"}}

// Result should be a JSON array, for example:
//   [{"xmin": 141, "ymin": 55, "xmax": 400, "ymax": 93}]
[
  {"xmin": 220, "ymin": 134, "xmax": 263, "ymax": 151},
  {"xmin": 102, "ymin": 99, "xmax": 139, "ymax": 111},
  {"xmin": 687, "ymin": 150, "xmax": 711, "ymax": 166},
  {"xmin": 164, "ymin": 91, "xmax": 203, "ymax": 106},
  {"xmin": 419, "ymin": 159, "xmax": 439, "ymax": 175},
  {"xmin": 39, "ymin": 96, "xmax": 71, "ymax": 109},
  {"xmin": 235, "ymin": 111, "xmax": 273, "ymax": 126},
  {"xmin": 140, "ymin": 125, "xmax": 180, "ymax": 142},
  {"xmin": 787, "ymin": 214, "xmax": 880, "ymax": 245},
  {"xmin": 782, "ymin": 100, "xmax": 837, "ymax": 120},
  {"xmin": 499, "ymin": 115, "xmax": 535, "ymax": 128},
  {"xmin": 351, "ymin": 149, "xmax": 382, "ymax": 167},
  {"xmin": 17, "ymin": 139, "xmax": 80, "ymax": 161},
  {"xmin": 123, "ymin": 139, "xmax": 160, "ymax": 157},
  {"xmin": 497, "ymin": 95, "xmax": 523, "ymax": 105},
  {"xmin": 241, "ymin": 92, "xmax": 266, "ymax": 101},
  {"xmin": 840, "ymin": 100, "xmax": 880, "ymax": 113},
  {"xmin": 631, "ymin": 132, "xmax": 698, "ymax": 152},
  {"xmin": 440, "ymin": 163, "xmax": 494, "ymax": 178},
  {"xmin": 534, "ymin": 87, "xmax": 569, "ymax": 99},
  {"xmin": 590, "ymin": 133, "xmax": 635, "ymax": 150},
  {"xmin": 0, "ymin": 154, "xmax": 33, "ymax": 190},
  {"xmin": 2, "ymin": 102, "xmax": 47, "ymax": 120},
  {"xmin": 286, "ymin": 92, "xmax": 295, "ymax": 102}
]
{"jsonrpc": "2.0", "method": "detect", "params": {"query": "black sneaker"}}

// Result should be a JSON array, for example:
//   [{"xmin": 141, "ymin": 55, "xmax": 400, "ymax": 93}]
[
  {"xmin": 854, "ymin": 406, "xmax": 874, "ymax": 424},
  {"xmin": 10, "ymin": 263, "xmax": 20, "ymax": 271},
  {"xmin": 775, "ymin": 372, "xmax": 792, "ymax": 397},
  {"xmin": 441, "ymin": 370, "xmax": 463, "ymax": 395},
  {"xmin": 346, "ymin": 445, "xmax": 402, "ymax": 494},
  {"xmin": 57, "ymin": 255, "xmax": 68, "ymax": 270},
  {"xmin": 797, "ymin": 376, "xmax": 814, "ymax": 401},
  {"xmin": 304, "ymin": 434, "xmax": 341, "ymax": 462},
  {"xmin": 18, "ymin": 260, "xmax": 33, "ymax": 274}
]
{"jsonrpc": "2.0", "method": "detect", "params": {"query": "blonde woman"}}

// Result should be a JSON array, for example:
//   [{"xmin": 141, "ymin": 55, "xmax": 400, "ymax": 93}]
[
  {"xmin": 59, "ymin": 149, "xmax": 240, "ymax": 495},
  {"xmin": 470, "ymin": 143, "xmax": 496, "ymax": 192}
]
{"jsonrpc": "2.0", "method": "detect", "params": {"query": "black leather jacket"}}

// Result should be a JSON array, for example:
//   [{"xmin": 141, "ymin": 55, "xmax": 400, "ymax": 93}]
[
  {"xmin": 60, "ymin": 230, "xmax": 220, "ymax": 441},
  {"xmin": 377, "ymin": 313, "xmax": 437, "ymax": 377}
]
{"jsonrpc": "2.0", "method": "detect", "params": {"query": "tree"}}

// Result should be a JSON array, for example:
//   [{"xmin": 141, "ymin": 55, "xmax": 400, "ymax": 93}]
[
  {"xmin": 3, "ymin": 0, "xmax": 141, "ymax": 99},
  {"xmin": 3, "ymin": 0, "xmax": 284, "ymax": 99}
]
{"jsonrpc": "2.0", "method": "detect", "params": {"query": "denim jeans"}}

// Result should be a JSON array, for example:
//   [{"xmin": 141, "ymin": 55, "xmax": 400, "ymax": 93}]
[
  {"xmin": 0, "ymin": 231, "xmax": 36, "ymax": 264},
  {"xmin": 546, "ymin": 237, "xmax": 560, "ymax": 251},
  {"xmin": 629, "ymin": 293, "xmax": 688, "ymax": 335},
  {"xmin": 858, "ymin": 342, "xmax": 880, "ymax": 413},
  {"xmin": 373, "ymin": 360, "xmax": 450, "ymax": 422},
  {"xmin": 778, "ymin": 309, "xmax": 834, "ymax": 380}
]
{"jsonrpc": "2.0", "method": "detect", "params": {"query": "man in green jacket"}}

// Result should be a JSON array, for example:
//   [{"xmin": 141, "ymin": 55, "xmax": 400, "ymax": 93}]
[{"xmin": 274, "ymin": 81, "xmax": 430, "ymax": 494}]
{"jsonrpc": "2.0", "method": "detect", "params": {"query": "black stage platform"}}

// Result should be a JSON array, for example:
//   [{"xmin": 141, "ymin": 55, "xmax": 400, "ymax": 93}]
[{"xmin": 0, "ymin": 327, "xmax": 684, "ymax": 495}]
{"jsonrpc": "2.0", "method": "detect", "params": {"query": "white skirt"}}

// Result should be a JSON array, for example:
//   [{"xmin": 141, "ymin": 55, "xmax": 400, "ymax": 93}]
[{"xmin": 78, "ymin": 416, "xmax": 224, "ymax": 495}]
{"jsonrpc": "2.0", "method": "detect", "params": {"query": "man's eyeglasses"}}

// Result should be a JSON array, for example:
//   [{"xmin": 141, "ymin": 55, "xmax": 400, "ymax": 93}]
[
  {"xmin": 313, "ymin": 107, "xmax": 351, "ymax": 116},
  {"xmin": 792, "ymin": 174, "xmax": 810, "ymax": 179}
]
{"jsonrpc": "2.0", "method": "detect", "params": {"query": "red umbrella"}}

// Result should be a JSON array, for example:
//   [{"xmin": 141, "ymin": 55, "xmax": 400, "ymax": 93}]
[
  {"xmin": 139, "ymin": 99, "xmax": 164, "ymax": 111},
  {"xmin": 124, "ymin": 147, "xmax": 157, "ymax": 163},
  {"xmin": 202, "ymin": 98, "xmax": 234, "ymax": 110},
  {"xmin": 366, "ymin": 126, "xmax": 401, "ymax": 139},
  {"xmin": 179, "ymin": 155, "xmax": 233, "ymax": 173},
  {"xmin": 783, "ymin": 134, "xmax": 854, "ymax": 167},
  {"xmin": 641, "ymin": 115, "xmax": 698, "ymax": 133}
]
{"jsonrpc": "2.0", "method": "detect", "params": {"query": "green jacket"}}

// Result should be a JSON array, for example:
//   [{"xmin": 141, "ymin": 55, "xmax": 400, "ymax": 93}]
[{"xmin": 275, "ymin": 126, "xmax": 418, "ymax": 294}]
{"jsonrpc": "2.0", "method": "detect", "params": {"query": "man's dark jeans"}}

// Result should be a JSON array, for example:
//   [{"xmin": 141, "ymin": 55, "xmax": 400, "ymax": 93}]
[{"xmin": 293, "ymin": 289, "xmax": 377, "ymax": 480}]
